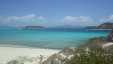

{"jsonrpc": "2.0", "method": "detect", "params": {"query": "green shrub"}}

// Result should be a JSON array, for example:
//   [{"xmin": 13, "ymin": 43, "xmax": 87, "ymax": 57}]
[{"xmin": 65, "ymin": 51, "xmax": 113, "ymax": 64}]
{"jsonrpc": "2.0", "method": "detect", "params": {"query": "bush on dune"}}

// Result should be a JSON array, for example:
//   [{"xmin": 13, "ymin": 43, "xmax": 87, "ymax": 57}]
[{"xmin": 65, "ymin": 48, "xmax": 113, "ymax": 64}]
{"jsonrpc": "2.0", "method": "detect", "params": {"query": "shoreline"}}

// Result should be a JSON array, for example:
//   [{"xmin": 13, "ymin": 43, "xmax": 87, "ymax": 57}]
[
  {"xmin": 0, "ymin": 44, "xmax": 62, "ymax": 50},
  {"xmin": 0, "ymin": 44, "xmax": 60, "ymax": 64}
]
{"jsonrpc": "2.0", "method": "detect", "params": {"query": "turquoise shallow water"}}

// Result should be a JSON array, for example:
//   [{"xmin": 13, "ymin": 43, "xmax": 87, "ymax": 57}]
[{"xmin": 0, "ymin": 28, "xmax": 110, "ymax": 49}]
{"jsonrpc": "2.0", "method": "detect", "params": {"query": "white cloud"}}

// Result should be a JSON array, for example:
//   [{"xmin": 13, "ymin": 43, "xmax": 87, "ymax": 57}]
[
  {"xmin": 59, "ymin": 16, "xmax": 94, "ymax": 26},
  {"xmin": 99, "ymin": 15, "xmax": 113, "ymax": 22},
  {"xmin": 62, "ymin": 16, "xmax": 93, "ymax": 22},
  {"xmin": 0, "ymin": 14, "xmax": 47, "ymax": 27},
  {"xmin": 2, "ymin": 14, "xmax": 111, "ymax": 27},
  {"xmin": 46, "ymin": 16, "xmax": 94, "ymax": 27}
]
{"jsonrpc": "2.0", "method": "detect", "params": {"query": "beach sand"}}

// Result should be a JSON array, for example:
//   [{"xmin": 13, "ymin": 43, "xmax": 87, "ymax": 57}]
[{"xmin": 0, "ymin": 46, "xmax": 60, "ymax": 64}]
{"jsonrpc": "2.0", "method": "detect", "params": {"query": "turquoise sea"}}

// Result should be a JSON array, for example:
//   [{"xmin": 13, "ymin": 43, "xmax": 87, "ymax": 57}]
[{"xmin": 0, "ymin": 28, "xmax": 110, "ymax": 49}]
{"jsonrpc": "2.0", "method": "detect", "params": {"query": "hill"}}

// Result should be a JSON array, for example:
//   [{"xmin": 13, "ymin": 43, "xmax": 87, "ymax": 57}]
[{"xmin": 84, "ymin": 22, "xmax": 113, "ymax": 29}]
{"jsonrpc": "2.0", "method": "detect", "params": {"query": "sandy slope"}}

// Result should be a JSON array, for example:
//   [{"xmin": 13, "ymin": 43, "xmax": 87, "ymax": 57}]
[{"xmin": 0, "ymin": 46, "xmax": 60, "ymax": 64}]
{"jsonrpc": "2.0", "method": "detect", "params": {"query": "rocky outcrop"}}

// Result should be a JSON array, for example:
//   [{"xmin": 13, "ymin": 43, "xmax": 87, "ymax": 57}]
[
  {"xmin": 108, "ymin": 30, "xmax": 113, "ymax": 42},
  {"xmin": 86, "ymin": 37, "xmax": 108, "ymax": 45}
]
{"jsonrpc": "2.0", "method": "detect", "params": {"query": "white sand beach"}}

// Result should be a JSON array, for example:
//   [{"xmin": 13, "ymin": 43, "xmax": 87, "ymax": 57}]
[
  {"xmin": 0, "ymin": 46, "xmax": 60, "ymax": 64},
  {"xmin": 102, "ymin": 42, "xmax": 113, "ymax": 48}
]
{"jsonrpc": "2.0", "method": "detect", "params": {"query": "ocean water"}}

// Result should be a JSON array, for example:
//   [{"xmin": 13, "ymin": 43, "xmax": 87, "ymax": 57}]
[{"xmin": 0, "ymin": 28, "xmax": 110, "ymax": 49}]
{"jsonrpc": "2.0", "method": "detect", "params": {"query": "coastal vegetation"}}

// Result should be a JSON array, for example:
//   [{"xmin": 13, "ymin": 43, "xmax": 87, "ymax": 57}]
[
  {"xmin": 65, "ymin": 49, "xmax": 113, "ymax": 64},
  {"xmin": 41, "ymin": 43, "xmax": 113, "ymax": 64}
]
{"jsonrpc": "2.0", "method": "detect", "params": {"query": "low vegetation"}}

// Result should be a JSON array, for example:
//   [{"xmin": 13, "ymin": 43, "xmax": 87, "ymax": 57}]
[
  {"xmin": 65, "ymin": 35, "xmax": 113, "ymax": 64},
  {"xmin": 65, "ymin": 51, "xmax": 113, "ymax": 64},
  {"xmin": 65, "ymin": 45, "xmax": 113, "ymax": 64}
]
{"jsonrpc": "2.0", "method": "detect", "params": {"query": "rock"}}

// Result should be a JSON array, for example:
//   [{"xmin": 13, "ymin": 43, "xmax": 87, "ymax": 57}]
[
  {"xmin": 86, "ymin": 37, "xmax": 108, "ymax": 45},
  {"xmin": 108, "ymin": 30, "xmax": 113, "ymax": 42}
]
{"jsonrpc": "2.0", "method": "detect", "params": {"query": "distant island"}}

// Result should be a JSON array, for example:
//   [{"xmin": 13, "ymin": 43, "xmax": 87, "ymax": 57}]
[
  {"xmin": 53, "ymin": 25, "xmax": 82, "ymax": 28},
  {"xmin": 52, "ymin": 22, "xmax": 113, "ymax": 29},
  {"xmin": 24, "ymin": 26, "xmax": 45, "ymax": 29},
  {"xmin": 84, "ymin": 22, "xmax": 113, "ymax": 29}
]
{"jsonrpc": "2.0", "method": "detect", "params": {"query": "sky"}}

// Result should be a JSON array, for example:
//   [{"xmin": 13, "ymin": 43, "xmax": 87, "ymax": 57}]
[{"xmin": 0, "ymin": 0, "xmax": 113, "ymax": 27}]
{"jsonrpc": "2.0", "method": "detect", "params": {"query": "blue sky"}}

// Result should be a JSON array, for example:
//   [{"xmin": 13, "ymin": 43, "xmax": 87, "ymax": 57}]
[{"xmin": 0, "ymin": 0, "xmax": 113, "ymax": 27}]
